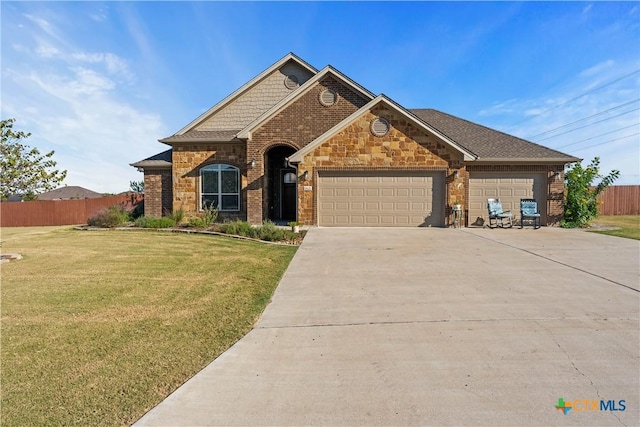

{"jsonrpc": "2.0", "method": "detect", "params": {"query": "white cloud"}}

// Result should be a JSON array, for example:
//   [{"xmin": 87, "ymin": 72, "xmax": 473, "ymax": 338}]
[
  {"xmin": 3, "ymin": 10, "xmax": 167, "ymax": 193},
  {"xmin": 579, "ymin": 60, "xmax": 614, "ymax": 78}
]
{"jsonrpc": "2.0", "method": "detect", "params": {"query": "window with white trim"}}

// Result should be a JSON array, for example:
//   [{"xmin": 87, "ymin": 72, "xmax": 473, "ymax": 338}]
[{"xmin": 200, "ymin": 164, "xmax": 240, "ymax": 211}]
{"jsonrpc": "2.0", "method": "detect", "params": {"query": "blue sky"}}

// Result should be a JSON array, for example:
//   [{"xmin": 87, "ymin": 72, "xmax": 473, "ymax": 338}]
[{"xmin": 2, "ymin": 1, "xmax": 639, "ymax": 193}]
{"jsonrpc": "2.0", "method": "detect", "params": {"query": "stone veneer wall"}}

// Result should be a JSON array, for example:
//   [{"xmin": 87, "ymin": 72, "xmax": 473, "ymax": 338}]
[
  {"xmin": 144, "ymin": 169, "xmax": 172, "ymax": 217},
  {"xmin": 246, "ymin": 75, "xmax": 370, "ymax": 223},
  {"xmin": 296, "ymin": 104, "xmax": 465, "ymax": 225},
  {"xmin": 172, "ymin": 142, "xmax": 247, "ymax": 218},
  {"xmin": 466, "ymin": 164, "xmax": 565, "ymax": 225}
]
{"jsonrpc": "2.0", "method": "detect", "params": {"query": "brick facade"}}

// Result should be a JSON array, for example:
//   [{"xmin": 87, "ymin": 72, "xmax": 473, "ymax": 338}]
[
  {"xmin": 144, "ymin": 169, "xmax": 172, "ymax": 217},
  {"xmin": 171, "ymin": 142, "xmax": 247, "ymax": 219},
  {"xmin": 246, "ymin": 75, "xmax": 370, "ymax": 223}
]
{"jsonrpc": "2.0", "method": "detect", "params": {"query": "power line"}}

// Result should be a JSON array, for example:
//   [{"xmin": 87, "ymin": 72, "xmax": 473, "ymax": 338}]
[
  {"xmin": 527, "ymin": 98, "xmax": 640, "ymax": 139},
  {"xmin": 571, "ymin": 132, "xmax": 640, "ymax": 152},
  {"xmin": 534, "ymin": 107, "xmax": 640, "ymax": 142},
  {"xmin": 556, "ymin": 124, "xmax": 640, "ymax": 149},
  {"xmin": 509, "ymin": 68, "xmax": 640, "ymax": 127}
]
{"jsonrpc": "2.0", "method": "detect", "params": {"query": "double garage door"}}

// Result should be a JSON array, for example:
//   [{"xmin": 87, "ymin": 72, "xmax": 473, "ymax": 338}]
[
  {"xmin": 468, "ymin": 172, "xmax": 547, "ymax": 226},
  {"xmin": 318, "ymin": 171, "xmax": 445, "ymax": 227}
]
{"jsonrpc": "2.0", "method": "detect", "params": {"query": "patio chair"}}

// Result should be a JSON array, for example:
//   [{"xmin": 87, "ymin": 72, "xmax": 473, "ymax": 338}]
[
  {"xmin": 520, "ymin": 198, "xmax": 541, "ymax": 229},
  {"xmin": 487, "ymin": 198, "xmax": 513, "ymax": 228}
]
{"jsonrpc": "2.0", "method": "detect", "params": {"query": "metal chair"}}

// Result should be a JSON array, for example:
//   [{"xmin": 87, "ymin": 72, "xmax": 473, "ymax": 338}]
[
  {"xmin": 487, "ymin": 198, "xmax": 513, "ymax": 228},
  {"xmin": 520, "ymin": 198, "xmax": 541, "ymax": 229}
]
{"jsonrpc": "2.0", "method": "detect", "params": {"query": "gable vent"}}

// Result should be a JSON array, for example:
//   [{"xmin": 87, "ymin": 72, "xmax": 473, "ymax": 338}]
[
  {"xmin": 319, "ymin": 89, "xmax": 338, "ymax": 106},
  {"xmin": 284, "ymin": 74, "xmax": 299, "ymax": 90},
  {"xmin": 370, "ymin": 117, "xmax": 390, "ymax": 137}
]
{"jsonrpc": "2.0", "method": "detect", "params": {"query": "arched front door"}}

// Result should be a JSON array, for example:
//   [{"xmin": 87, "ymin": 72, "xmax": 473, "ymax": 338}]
[{"xmin": 265, "ymin": 145, "xmax": 297, "ymax": 222}]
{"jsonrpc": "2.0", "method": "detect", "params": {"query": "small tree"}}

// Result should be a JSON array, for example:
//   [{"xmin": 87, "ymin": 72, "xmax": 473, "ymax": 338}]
[
  {"xmin": 562, "ymin": 157, "xmax": 619, "ymax": 228},
  {"xmin": 0, "ymin": 118, "xmax": 67, "ymax": 200},
  {"xmin": 129, "ymin": 180, "xmax": 144, "ymax": 193}
]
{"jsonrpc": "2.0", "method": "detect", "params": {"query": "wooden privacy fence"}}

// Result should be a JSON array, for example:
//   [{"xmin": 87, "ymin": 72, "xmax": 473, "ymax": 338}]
[
  {"xmin": 597, "ymin": 185, "xmax": 639, "ymax": 215},
  {"xmin": 0, "ymin": 193, "xmax": 144, "ymax": 227}
]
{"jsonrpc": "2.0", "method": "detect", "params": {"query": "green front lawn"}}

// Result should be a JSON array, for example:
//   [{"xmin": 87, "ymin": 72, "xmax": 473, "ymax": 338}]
[
  {"xmin": 588, "ymin": 215, "xmax": 640, "ymax": 240},
  {"xmin": 1, "ymin": 227, "xmax": 297, "ymax": 426}
]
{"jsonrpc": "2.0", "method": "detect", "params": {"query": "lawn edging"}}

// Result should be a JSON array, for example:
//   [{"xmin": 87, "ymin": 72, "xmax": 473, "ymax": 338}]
[{"xmin": 74, "ymin": 225, "xmax": 305, "ymax": 246}]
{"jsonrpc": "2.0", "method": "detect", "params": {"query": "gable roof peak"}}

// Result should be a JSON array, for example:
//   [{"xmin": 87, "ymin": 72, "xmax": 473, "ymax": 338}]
[{"xmin": 171, "ymin": 53, "xmax": 318, "ymax": 136}]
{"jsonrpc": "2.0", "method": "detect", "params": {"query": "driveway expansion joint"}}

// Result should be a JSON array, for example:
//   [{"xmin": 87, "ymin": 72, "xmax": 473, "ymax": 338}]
[
  {"xmin": 462, "ymin": 229, "xmax": 640, "ymax": 293},
  {"xmin": 257, "ymin": 316, "xmax": 636, "ymax": 330}
]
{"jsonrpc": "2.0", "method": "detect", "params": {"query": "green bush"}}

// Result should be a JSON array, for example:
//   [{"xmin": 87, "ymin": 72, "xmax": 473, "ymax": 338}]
[
  {"xmin": 169, "ymin": 208, "xmax": 185, "ymax": 225},
  {"xmin": 87, "ymin": 205, "xmax": 129, "ymax": 228},
  {"xmin": 256, "ymin": 221, "xmax": 287, "ymax": 242},
  {"xmin": 186, "ymin": 205, "xmax": 218, "ymax": 228},
  {"xmin": 562, "ymin": 157, "xmax": 620, "ymax": 228},
  {"xmin": 187, "ymin": 217, "xmax": 206, "ymax": 228},
  {"xmin": 218, "ymin": 220, "xmax": 257, "ymax": 238},
  {"xmin": 200, "ymin": 204, "xmax": 219, "ymax": 225},
  {"xmin": 134, "ymin": 216, "xmax": 176, "ymax": 228}
]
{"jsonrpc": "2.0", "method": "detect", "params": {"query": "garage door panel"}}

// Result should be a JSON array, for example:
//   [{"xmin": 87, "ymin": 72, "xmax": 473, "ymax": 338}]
[
  {"xmin": 468, "ymin": 173, "xmax": 546, "ymax": 227},
  {"xmin": 318, "ymin": 171, "xmax": 444, "ymax": 227}
]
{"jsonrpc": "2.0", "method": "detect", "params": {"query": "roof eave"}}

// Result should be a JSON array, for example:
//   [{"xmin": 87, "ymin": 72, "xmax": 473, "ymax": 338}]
[
  {"xmin": 129, "ymin": 161, "xmax": 172, "ymax": 170},
  {"xmin": 468, "ymin": 157, "xmax": 581, "ymax": 164}
]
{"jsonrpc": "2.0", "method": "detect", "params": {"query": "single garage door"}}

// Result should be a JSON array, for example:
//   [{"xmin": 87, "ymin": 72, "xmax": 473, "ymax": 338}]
[
  {"xmin": 468, "ymin": 173, "xmax": 547, "ymax": 226},
  {"xmin": 318, "ymin": 171, "xmax": 445, "ymax": 227}
]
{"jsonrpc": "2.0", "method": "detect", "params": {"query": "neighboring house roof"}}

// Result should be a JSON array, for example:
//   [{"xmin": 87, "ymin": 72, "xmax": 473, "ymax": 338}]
[
  {"xmin": 38, "ymin": 186, "xmax": 103, "ymax": 200},
  {"xmin": 236, "ymin": 65, "xmax": 376, "ymax": 140},
  {"xmin": 289, "ymin": 95, "xmax": 477, "ymax": 163},
  {"xmin": 159, "ymin": 130, "xmax": 240, "ymax": 144},
  {"xmin": 171, "ymin": 53, "xmax": 318, "ymax": 137},
  {"xmin": 130, "ymin": 149, "xmax": 172, "ymax": 169},
  {"xmin": 410, "ymin": 109, "xmax": 580, "ymax": 163}
]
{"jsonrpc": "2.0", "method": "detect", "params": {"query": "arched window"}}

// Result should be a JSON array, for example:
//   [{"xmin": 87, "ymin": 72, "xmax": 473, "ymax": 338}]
[{"xmin": 200, "ymin": 164, "xmax": 240, "ymax": 211}]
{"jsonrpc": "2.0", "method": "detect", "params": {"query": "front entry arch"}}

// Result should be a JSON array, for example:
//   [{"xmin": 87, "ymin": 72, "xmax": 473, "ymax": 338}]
[{"xmin": 265, "ymin": 145, "xmax": 297, "ymax": 222}]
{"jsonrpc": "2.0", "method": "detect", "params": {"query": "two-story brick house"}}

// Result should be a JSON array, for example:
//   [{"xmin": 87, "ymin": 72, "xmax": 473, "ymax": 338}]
[{"xmin": 132, "ymin": 53, "xmax": 578, "ymax": 227}]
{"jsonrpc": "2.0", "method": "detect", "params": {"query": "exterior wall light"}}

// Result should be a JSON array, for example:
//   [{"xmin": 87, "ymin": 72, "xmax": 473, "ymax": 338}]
[
  {"xmin": 302, "ymin": 170, "xmax": 309, "ymax": 181},
  {"xmin": 453, "ymin": 170, "xmax": 459, "ymax": 179},
  {"xmin": 250, "ymin": 158, "xmax": 256, "ymax": 168}
]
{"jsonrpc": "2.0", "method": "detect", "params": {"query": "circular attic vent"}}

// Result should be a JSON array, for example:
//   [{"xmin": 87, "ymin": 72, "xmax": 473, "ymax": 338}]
[
  {"xmin": 319, "ymin": 89, "xmax": 338, "ymax": 106},
  {"xmin": 284, "ymin": 74, "xmax": 299, "ymax": 90},
  {"xmin": 370, "ymin": 117, "xmax": 390, "ymax": 137}
]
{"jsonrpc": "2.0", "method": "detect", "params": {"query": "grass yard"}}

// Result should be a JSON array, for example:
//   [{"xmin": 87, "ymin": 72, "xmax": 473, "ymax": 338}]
[
  {"xmin": 1, "ymin": 227, "xmax": 297, "ymax": 426},
  {"xmin": 589, "ymin": 215, "xmax": 640, "ymax": 240}
]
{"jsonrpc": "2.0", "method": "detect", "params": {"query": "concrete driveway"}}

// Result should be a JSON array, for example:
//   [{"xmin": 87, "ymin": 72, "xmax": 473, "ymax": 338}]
[{"xmin": 135, "ymin": 228, "xmax": 639, "ymax": 426}]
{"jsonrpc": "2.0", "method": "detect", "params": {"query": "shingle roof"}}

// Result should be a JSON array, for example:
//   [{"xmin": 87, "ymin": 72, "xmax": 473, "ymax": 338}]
[
  {"xmin": 410, "ymin": 109, "xmax": 580, "ymax": 162},
  {"xmin": 130, "ymin": 149, "xmax": 172, "ymax": 168},
  {"xmin": 38, "ymin": 186, "xmax": 103, "ymax": 200},
  {"xmin": 159, "ymin": 130, "xmax": 240, "ymax": 144}
]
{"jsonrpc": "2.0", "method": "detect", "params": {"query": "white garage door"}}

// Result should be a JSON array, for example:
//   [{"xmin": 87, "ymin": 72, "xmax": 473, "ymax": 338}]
[
  {"xmin": 468, "ymin": 173, "xmax": 547, "ymax": 226},
  {"xmin": 318, "ymin": 171, "xmax": 445, "ymax": 227}
]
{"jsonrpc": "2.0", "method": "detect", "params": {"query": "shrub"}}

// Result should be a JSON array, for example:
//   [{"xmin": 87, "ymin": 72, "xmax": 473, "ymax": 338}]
[
  {"xmin": 130, "ymin": 200, "xmax": 144, "ymax": 219},
  {"xmin": 218, "ymin": 220, "xmax": 257, "ymax": 238},
  {"xmin": 256, "ymin": 220, "xmax": 287, "ymax": 242},
  {"xmin": 187, "ymin": 217, "xmax": 206, "ymax": 228},
  {"xmin": 562, "ymin": 157, "xmax": 620, "ymax": 228},
  {"xmin": 201, "ymin": 204, "xmax": 219, "ymax": 225},
  {"xmin": 87, "ymin": 205, "xmax": 129, "ymax": 228},
  {"xmin": 187, "ymin": 205, "xmax": 219, "ymax": 228},
  {"xmin": 134, "ymin": 216, "xmax": 176, "ymax": 228},
  {"xmin": 168, "ymin": 208, "xmax": 185, "ymax": 225}
]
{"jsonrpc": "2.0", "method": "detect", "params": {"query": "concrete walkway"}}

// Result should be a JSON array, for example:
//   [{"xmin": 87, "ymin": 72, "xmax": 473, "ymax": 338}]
[{"xmin": 135, "ymin": 227, "xmax": 639, "ymax": 426}]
